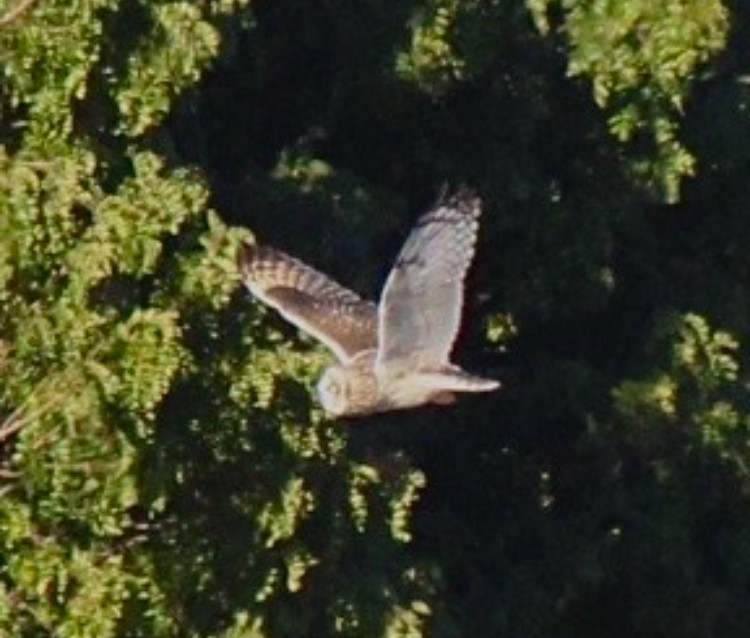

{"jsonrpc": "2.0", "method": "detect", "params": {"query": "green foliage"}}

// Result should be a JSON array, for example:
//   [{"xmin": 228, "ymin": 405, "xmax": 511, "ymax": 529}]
[
  {"xmin": 0, "ymin": 0, "xmax": 113, "ymax": 145},
  {"xmin": 529, "ymin": 0, "xmax": 728, "ymax": 201},
  {"xmin": 1, "ymin": 1, "xmax": 426, "ymax": 635},
  {"xmin": 116, "ymin": 2, "xmax": 224, "ymax": 137},
  {"xmin": 0, "ymin": 141, "xmax": 198, "ymax": 633},
  {"xmin": 2, "ymin": 0, "xmax": 750, "ymax": 636},
  {"xmin": 397, "ymin": 0, "xmax": 528, "ymax": 97},
  {"xmin": 397, "ymin": 0, "xmax": 468, "ymax": 96},
  {"xmin": 613, "ymin": 313, "xmax": 750, "ymax": 475}
]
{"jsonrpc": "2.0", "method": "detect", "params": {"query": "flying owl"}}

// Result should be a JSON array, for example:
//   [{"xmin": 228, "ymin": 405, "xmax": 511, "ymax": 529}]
[{"xmin": 238, "ymin": 189, "xmax": 499, "ymax": 417}]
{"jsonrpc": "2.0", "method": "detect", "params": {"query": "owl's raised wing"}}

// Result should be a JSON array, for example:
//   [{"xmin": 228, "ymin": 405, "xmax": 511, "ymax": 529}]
[
  {"xmin": 238, "ymin": 243, "xmax": 378, "ymax": 363},
  {"xmin": 376, "ymin": 189, "xmax": 482, "ymax": 374}
]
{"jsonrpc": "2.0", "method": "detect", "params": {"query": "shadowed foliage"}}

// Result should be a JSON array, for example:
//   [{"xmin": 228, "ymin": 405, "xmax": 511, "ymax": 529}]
[{"xmin": 1, "ymin": 0, "xmax": 750, "ymax": 637}]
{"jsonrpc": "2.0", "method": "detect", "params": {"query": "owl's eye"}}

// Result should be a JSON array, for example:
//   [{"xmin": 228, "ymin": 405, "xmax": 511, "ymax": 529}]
[{"xmin": 327, "ymin": 381, "xmax": 340, "ymax": 395}]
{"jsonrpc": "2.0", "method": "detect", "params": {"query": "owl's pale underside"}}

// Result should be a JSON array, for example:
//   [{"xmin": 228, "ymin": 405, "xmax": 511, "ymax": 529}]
[{"xmin": 238, "ymin": 189, "xmax": 499, "ymax": 417}]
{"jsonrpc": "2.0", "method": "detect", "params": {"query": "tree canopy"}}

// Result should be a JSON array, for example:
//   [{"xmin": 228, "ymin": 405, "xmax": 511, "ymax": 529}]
[{"xmin": 1, "ymin": 0, "xmax": 750, "ymax": 636}]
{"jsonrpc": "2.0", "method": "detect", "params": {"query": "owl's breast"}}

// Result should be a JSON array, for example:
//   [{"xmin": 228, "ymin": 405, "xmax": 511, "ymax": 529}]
[{"xmin": 344, "ymin": 369, "xmax": 381, "ymax": 416}]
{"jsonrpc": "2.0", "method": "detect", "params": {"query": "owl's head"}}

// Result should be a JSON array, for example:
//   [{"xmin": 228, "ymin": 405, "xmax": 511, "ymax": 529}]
[{"xmin": 317, "ymin": 364, "xmax": 350, "ymax": 416}]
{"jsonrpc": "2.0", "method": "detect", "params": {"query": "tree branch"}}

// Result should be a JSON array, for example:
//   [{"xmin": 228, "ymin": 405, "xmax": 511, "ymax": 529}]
[{"xmin": 0, "ymin": 0, "xmax": 40, "ymax": 28}]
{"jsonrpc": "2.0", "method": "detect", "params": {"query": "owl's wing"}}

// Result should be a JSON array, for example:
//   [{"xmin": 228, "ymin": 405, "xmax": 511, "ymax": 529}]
[
  {"xmin": 238, "ymin": 243, "xmax": 378, "ymax": 363},
  {"xmin": 376, "ymin": 188, "xmax": 482, "ymax": 374}
]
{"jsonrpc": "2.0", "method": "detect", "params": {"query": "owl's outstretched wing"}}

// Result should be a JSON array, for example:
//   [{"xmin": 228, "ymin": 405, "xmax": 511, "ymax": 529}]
[
  {"xmin": 376, "ymin": 188, "xmax": 482, "ymax": 373},
  {"xmin": 238, "ymin": 243, "xmax": 378, "ymax": 363}
]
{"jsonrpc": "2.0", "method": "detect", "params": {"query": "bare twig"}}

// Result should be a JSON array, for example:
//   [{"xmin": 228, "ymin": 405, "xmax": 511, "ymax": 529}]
[
  {"xmin": 0, "ymin": 0, "xmax": 40, "ymax": 28},
  {"xmin": 0, "ymin": 374, "xmax": 73, "ymax": 443},
  {"xmin": 0, "ymin": 412, "xmax": 26, "ymax": 442},
  {"xmin": 0, "ymin": 338, "xmax": 107, "ymax": 444}
]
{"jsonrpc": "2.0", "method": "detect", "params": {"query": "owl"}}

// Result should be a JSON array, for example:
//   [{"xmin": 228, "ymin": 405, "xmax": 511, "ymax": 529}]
[{"xmin": 238, "ymin": 188, "xmax": 499, "ymax": 417}]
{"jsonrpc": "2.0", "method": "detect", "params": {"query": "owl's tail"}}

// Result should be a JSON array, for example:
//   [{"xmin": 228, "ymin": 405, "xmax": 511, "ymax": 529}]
[{"xmin": 418, "ymin": 367, "xmax": 501, "ymax": 394}]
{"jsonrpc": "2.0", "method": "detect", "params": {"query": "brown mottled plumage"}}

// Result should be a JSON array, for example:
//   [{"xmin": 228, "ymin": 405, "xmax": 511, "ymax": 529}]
[{"xmin": 238, "ymin": 189, "xmax": 499, "ymax": 417}]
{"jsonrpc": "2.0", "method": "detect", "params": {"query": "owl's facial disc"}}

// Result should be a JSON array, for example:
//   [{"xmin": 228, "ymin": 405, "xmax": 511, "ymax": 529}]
[{"xmin": 317, "ymin": 365, "xmax": 348, "ymax": 415}]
